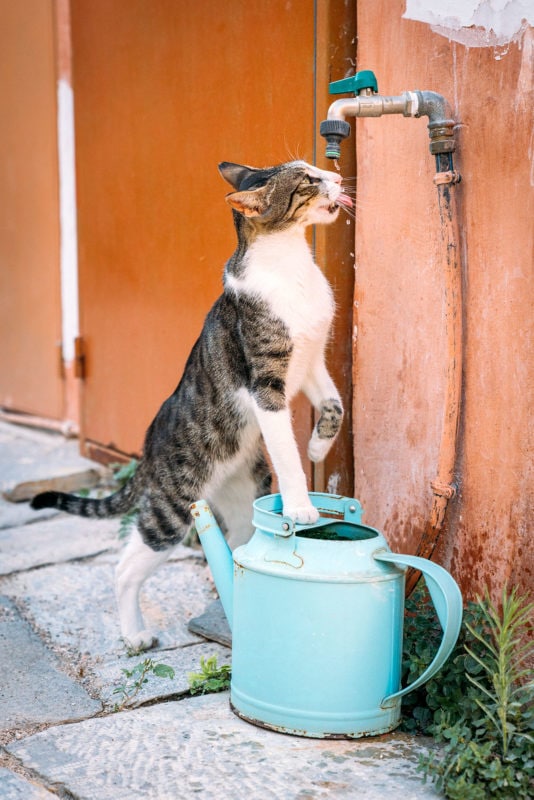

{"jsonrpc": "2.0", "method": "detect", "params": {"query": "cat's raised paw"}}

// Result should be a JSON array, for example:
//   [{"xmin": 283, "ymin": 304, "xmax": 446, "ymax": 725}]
[
  {"xmin": 123, "ymin": 630, "xmax": 159, "ymax": 654},
  {"xmin": 284, "ymin": 504, "xmax": 320, "ymax": 525}
]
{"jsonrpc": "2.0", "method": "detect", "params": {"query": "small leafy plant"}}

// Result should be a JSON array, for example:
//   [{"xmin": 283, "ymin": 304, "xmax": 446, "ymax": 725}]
[
  {"xmin": 403, "ymin": 584, "xmax": 534, "ymax": 799},
  {"xmin": 111, "ymin": 458, "xmax": 139, "ymax": 486},
  {"xmin": 111, "ymin": 459, "xmax": 139, "ymax": 539},
  {"xmin": 112, "ymin": 657, "xmax": 175, "ymax": 711},
  {"xmin": 401, "ymin": 584, "xmax": 488, "ymax": 735},
  {"xmin": 118, "ymin": 507, "xmax": 139, "ymax": 540},
  {"xmin": 188, "ymin": 655, "xmax": 231, "ymax": 695}
]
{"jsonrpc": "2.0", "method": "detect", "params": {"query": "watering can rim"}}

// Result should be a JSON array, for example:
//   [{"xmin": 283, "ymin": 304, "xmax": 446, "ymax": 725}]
[{"xmin": 253, "ymin": 492, "xmax": 380, "ymax": 539}]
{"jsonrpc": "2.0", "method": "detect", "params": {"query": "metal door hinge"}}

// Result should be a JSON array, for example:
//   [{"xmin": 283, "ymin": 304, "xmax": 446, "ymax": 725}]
[
  {"xmin": 74, "ymin": 336, "xmax": 86, "ymax": 379},
  {"xmin": 57, "ymin": 342, "xmax": 65, "ymax": 379}
]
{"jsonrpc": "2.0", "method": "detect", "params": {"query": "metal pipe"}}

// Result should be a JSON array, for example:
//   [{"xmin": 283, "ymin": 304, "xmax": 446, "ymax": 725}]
[
  {"xmin": 405, "ymin": 168, "xmax": 463, "ymax": 596},
  {"xmin": 320, "ymin": 75, "xmax": 463, "ymax": 590},
  {"xmin": 321, "ymin": 89, "xmax": 456, "ymax": 159},
  {"xmin": 325, "ymin": 92, "xmax": 418, "ymax": 121}
]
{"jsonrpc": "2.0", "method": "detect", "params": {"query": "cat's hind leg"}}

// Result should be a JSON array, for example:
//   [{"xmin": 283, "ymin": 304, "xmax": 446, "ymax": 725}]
[
  {"xmin": 209, "ymin": 472, "xmax": 256, "ymax": 550},
  {"xmin": 209, "ymin": 450, "xmax": 272, "ymax": 550},
  {"xmin": 115, "ymin": 527, "xmax": 175, "ymax": 651}
]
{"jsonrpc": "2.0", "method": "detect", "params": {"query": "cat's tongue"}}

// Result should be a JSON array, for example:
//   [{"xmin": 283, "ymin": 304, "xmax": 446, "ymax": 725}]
[{"xmin": 336, "ymin": 193, "xmax": 353, "ymax": 209}]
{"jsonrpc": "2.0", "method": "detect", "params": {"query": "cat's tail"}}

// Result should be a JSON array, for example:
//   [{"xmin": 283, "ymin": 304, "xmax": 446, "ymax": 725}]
[{"xmin": 30, "ymin": 473, "xmax": 140, "ymax": 518}]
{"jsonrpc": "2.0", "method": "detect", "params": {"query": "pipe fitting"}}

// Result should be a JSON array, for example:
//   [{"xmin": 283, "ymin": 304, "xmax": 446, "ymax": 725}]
[
  {"xmin": 319, "ymin": 118, "xmax": 351, "ymax": 160},
  {"xmin": 324, "ymin": 92, "xmax": 419, "ymax": 125},
  {"xmin": 414, "ymin": 91, "xmax": 456, "ymax": 156},
  {"xmin": 320, "ymin": 76, "xmax": 456, "ymax": 159}
]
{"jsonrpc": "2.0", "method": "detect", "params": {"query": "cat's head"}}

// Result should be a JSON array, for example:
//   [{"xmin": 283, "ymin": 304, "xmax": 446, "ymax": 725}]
[{"xmin": 218, "ymin": 160, "xmax": 352, "ymax": 230}]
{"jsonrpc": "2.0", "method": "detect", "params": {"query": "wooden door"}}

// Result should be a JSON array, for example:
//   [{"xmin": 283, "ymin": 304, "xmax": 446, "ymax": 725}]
[
  {"xmin": 0, "ymin": 1, "xmax": 63, "ymax": 420},
  {"xmin": 71, "ymin": 0, "xmax": 355, "ymax": 495}
]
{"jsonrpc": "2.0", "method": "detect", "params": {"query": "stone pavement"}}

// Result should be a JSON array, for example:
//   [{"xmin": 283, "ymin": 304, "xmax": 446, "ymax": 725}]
[{"xmin": 0, "ymin": 421, "xmax": 442, "ymax": 799}]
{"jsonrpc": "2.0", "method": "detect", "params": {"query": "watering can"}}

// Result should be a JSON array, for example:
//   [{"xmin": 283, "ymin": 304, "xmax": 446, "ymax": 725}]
[{"xmin": 190, "ymin": 492, "xmax": 462, "ymax": 738}]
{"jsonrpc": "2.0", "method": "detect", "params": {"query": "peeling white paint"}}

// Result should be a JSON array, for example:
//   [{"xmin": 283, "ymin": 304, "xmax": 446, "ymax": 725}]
[
  {"xmin": 516, "ymin": 26, "xmax": 534, "ymax": 112},
  {"xmin": 327, "ymin": 472, "xmax": 341, "ymax": 494},
  {"xmin": 57, "ymin": 78, "xmax": 79, "ymax": 364},
  {"xmin": 404, "ymin": 0, "xmax": 534, "ymax": 48}
]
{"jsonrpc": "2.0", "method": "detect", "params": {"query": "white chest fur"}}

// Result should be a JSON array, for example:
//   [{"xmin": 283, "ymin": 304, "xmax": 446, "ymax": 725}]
[
  {"xmin": 227, "ymin": 229, "xmax": 335, "ymax": 399},
  {"xmin": 231, "ymin": 230, "xmax": 334, "ymax": 334}
]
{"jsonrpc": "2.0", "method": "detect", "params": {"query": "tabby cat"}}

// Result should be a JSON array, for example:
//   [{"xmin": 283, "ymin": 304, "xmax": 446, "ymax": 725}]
[{"xmin": 32, "ymin": 159, "xmax": 352, "ymax": 650}]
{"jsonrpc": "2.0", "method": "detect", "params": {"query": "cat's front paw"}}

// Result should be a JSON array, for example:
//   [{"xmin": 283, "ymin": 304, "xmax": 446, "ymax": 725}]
[
  {"xmin": 123, "ymin": 629, "xmax": 159, "ymax": 654},
  {"xmin": 308, "ymin": 399, "xmax": 343, "ymax": 462},
  {"xmin": 283, "ymin": 503, "xmax": 320, "ymax": 525}
]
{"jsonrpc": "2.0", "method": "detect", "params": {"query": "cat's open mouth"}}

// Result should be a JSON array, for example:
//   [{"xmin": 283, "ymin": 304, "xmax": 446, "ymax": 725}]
[{"xmin": 335, "ymin": 192, "xmax": 353, "ymax": 209}]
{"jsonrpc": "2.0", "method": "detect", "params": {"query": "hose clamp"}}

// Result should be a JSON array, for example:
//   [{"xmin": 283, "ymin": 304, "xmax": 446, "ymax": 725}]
[{"xmin": 433, "ymin": 170, "xmax": 461, "ymax": 186}]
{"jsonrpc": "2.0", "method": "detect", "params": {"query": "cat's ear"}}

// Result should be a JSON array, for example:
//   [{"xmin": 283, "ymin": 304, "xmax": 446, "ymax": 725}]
[
  {"xmin": 218, "ymin": 162, "xmax": 259, "ymax": 190},
  {"xmin": 225, "ymin": 188, "xmax": 269, "ymax": 217}
]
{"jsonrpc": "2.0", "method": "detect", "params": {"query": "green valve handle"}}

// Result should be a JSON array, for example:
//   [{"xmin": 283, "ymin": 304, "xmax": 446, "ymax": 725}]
[{"xmin": 329, "ymin": 69, "xmax": 378, "ymax": 95}]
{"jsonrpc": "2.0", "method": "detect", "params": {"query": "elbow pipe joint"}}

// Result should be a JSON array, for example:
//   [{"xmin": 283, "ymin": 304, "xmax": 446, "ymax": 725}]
[{"xmin": 414, "ymin": 90, "xmax": 456, "ymax": 157}]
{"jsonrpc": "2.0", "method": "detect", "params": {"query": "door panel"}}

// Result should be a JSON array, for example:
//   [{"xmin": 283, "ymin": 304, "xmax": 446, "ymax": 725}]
[{"xmin": 0, "ymin": 1, "xmax": 63, "ymax": 420}]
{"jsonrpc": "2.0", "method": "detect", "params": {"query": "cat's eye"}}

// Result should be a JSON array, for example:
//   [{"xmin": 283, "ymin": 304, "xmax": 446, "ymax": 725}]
[{"xmin": 303, "ymin": 175, "xmax": 322, "ymax": 185}]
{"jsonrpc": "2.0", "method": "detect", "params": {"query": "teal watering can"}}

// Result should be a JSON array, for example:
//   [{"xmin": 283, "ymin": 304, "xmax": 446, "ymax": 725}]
[{"xmin": 191, "ymin": 492, "xmax": 462, "ymax": 739}]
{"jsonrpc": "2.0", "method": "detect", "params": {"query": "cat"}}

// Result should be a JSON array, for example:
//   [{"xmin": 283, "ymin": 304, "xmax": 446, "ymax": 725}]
[{"xmin": 31, "ymin": 159, "xmax": 353, "ymax": 650}]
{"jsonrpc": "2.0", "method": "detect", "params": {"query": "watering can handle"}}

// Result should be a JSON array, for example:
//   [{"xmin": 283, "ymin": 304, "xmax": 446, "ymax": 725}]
[{"xmin": 374, "ymin": 553, "xmax": 463, "ymax": 707}]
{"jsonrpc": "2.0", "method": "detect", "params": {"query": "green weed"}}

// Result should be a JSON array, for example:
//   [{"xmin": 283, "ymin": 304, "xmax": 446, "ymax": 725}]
[
  {"xmin": 188, "ymin": 655, "xmax": 231, "ymax": 695},
  {"xmin": 403, "ymin": 584, "xmax": 534, "ymax": 799},
  {"xmin": 111, "ymin": 459, "xmax": 139, "ymax": 539},
  {"xmin": 111, "ymin": 458, "xmax": 139, "ymax": 486},
  {"xmin": 112, "ymin": 657, "xmax": 175, "ymax": 711}
]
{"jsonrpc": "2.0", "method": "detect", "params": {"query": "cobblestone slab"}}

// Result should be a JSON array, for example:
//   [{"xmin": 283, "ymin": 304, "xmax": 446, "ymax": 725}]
[
  {"xmin": 0, "ymin": 498, "xmax": 58, "ymax": 531},
  {"xmin": 0, "ymin": 422, "xmax": 105, "ymax": 502},
  {"xmin": 0, "ymin": 596, "xmax": 101, "ymax": 732},
  {"xmin": 1, "ymin": 552, "xmax": 216, "ymax": 662},
  {"xmin": 97, "ymin": 641, "xmax": 231, "ymax": 708},
  {"xmin": 0, "ymin": 515, "xmax": 119, "ymax": 575},
  {"xmin": 8, "ymin": 693, "xmax": 440, "ymax": 800},
  {"xmin": 0, "ymin": 769, "xmax": 56, "ymax": 800},
  {"xmin": 188, "ymin": 598, "xmax": 231, "ymax": 646}
]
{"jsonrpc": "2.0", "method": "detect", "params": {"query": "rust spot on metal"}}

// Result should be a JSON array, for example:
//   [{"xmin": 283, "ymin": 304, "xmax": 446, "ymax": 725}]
[
  {"xmin": 230, "ymin": 702, "xmax": 400, "ymax": 739},
  {"xmin": 189, "ymin": 502, "xmax": 216, "ymax": 534}
]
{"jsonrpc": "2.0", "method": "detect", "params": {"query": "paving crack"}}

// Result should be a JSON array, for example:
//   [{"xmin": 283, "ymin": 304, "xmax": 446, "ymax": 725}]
[
  {"xmin": 0, "ymin": 510, "xmax": 60, "ymax": 532},
  {"xmin": 1, "ymin": 744, "xmax": 81, "ymax": 798},
  {"xmin": 0, "ymin": 548, "xmax": 116, "ymax": 578}
]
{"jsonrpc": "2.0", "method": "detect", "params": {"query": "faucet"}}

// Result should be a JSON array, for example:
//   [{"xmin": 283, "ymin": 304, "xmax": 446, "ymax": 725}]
[{"xmin": 320, "ymin": 70, "xmax": 456, "ymax": 171}]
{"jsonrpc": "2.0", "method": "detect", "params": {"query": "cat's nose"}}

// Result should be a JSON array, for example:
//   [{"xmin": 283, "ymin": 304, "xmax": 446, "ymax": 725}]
[{"xmin": 328, "ymin": 171, "xmax": 342, "ymax": 184}]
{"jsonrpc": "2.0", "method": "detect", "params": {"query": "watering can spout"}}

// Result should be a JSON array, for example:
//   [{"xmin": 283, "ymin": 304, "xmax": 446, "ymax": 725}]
[{"xmin": 190, "ymin": 500, "xmax": 234, "ymax": 630}]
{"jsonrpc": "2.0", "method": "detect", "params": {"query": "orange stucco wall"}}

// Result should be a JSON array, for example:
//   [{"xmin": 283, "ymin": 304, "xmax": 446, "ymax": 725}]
[{"xmin": 353, "ymin": 1, "xmax": 533, "ymax": 600}]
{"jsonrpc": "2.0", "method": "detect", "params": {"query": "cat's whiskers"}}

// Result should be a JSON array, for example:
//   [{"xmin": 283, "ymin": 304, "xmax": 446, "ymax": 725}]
[
  {"xmin": 285, "ymin": 143, "xmax": 305, "ymax": 163},
  {"xmin": 337, "ymin": 204, "xmax": 356, "ymax": 221}
]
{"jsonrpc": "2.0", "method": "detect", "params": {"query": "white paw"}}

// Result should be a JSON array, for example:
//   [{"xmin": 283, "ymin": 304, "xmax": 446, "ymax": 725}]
[
  {"xmin": 283, "ymin": 503, "xmax": 320, "ymax": 525},
  {"xmin": 307, "ymin": 435, "xmax": 333, "ymax": 463},
  {"xmin": 123, "ymin": 629, "xmax": 159, "ymax": 653}
]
